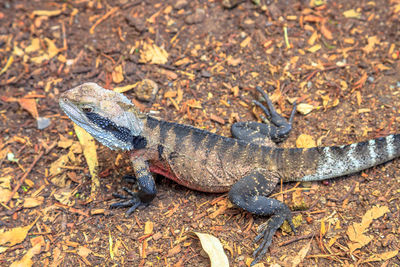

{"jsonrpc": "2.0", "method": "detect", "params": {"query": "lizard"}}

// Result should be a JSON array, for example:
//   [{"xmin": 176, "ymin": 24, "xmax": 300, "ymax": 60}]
[{"xmin": 59, "ymin": 82, "xmax": 400, "ymax": 265}]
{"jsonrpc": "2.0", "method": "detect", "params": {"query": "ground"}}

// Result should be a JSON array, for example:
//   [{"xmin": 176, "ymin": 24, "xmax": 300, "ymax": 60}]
[{"xmin": 0, "ymin": 0, "xmax": 400, "ymax": 266}]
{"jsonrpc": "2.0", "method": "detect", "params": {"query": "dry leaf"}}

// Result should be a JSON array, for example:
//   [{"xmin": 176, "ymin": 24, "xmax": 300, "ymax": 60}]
[
  {"xmin": 18, "ymin": 98, "xmax": 38, "ymax": 119},
  {"xmin": 346, "ymin": 205, "xmax": 389, "ymax": 253},
  {"xmin": 363, "ymin": 250, "xmax": 399, "ymax": 262},
  {"xmin": 112, "ymin": 65, "xmax": 124, "ymax": 84},
  {"xmin": 307, "ymin": 44, "xmax": 321, "ymax": 53},
  {"xmin": 49, "ymin": 154, "xmax": 69, "ymax": 177},
  {"xmin": 192, "ymin": 232, "xmax": 229, "ymax": 267},
  {"xmin": 240, "ymin": 36, "xmax": 251, "ymax": 48},
  {"xmin": 57, "ymin": 136, "xmax": 74, "ymax": 149},
  {"xmin": 74, "ymin": 123, "xmax": 99, "ymax": 196},
  {"xmin": 23, "ymin": 196, "xmax": 44, "ymax": 208},
  {"xmin": 53, "ymin": 188, "xmax": 75, "ymax": 206},
  {"xmin": 10, "ymin": 243, "xmax": 41, "ymax": 267},
  {"xmin": 296, "ymin": 103, "xmax": 314, "ymax": 115},
  {"xmin": 362, "ymin": 36, "xmax": 379, "ymax": 54},
  {"xmin": 321, "ymin": 21, "xmax": 333, "ymax": 40},
  {"xmin": 291, "ymin": 240, "xmax": 311, "ymax": 266},
  {"xmin": 144, "ymin": 221, "xmax": 153, "ymax": 235},
  {"xmin": 139, "ymin": 41, "xmax": 169, "ymax": 64},
  {"xmin": 0, "ymin": 221, "xmax": 36, "ymax": 246},
  {"xmin": 77, "ymin": 246, "xmax": 93, "ymax": 258},
  {"xmin": 296, "ymin": 134, "xmax": 316, "ymax": 148},
  {"xmin": 343, "ymin": 9, "xmax": 361, "ymax": 19}
]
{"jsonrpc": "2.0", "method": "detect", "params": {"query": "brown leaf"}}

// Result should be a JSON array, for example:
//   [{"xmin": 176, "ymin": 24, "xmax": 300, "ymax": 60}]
[
  {"xmin": 23, "ymin": 196, "xmax": 44, "ymax": 208},
  {"xmin": 321, "ymin": 21, "xmax": 333, "ymax": 40},
  {"xmin": 0, "ymin": 220, "xmax": 36, "ymax": 246},
  {"xmin": 10, "ymin": 243, "xmax": 41, "ymax": 267},
  {"xmin": 17, "ymin": 98, "xmax": 38, "ymax": 119},
  {"xmin": 346, "ymin": 205, "xmax": 389, "ymax": 252},
  {"xmin": 167, "ymin": 244, "xmax": 181, "ymax": 257},
  {"xmin": 144, "ymin": 221, "xmax": 154, "ymax": 235}
]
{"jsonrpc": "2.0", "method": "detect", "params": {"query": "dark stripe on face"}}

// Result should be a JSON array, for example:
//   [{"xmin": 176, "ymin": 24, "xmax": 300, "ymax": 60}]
[{"xmin": 85, "ymin": 112, "xmax": 133, "ymax": 144}]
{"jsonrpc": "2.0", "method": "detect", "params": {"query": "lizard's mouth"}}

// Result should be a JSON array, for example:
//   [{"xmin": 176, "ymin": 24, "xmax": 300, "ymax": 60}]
[{"xmin": 59, "ymin": 97, "xmax": 89, "ymax": 126}]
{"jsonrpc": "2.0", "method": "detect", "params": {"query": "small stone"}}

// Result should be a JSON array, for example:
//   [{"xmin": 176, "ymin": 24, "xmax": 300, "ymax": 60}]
[
  {"xmin": 185, "ymin": 8, "xmax": 206, "ymax": 24},
  {"xmin": 222, "ymin": 0, "xmax": 245, "ymax": 9},
  {"xmin": 37, "ymin": 117, "xmax": 51, "ymax": 130},
  {"xmin": 201, "ymin": 70, "xmax": 211, "ymax": 78},
  {"xmin": 125, "ymin": 15, "xmax": 146, "ymax": 32},
  {"xmin": 174, "ymin": 0, "xmax": 188, "ymax": 9}
]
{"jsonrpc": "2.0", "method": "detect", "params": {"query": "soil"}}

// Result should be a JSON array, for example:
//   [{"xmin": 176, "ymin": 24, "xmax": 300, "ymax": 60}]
[{"xmin": 1, "ymin": 0, "xmax": 399, "ymax": 266}]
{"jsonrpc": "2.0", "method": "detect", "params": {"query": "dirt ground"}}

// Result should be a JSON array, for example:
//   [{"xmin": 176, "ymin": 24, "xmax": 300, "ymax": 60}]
[{"xmin": 1, "ymin": 0, "xmax": 399, "ymax": 266}]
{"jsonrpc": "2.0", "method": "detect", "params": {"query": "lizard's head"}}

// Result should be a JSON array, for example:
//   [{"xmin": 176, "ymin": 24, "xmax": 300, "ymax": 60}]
[{"xmin": 59, "ymin": 82, "xmax": 146, "ymax": 151}]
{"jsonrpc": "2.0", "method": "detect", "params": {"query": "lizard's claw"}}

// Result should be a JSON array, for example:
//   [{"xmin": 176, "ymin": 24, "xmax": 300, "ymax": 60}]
[
  {"xmin": 110, "ymin": 187, "xmax": 145, "ymax": 216},
  {"xmin": 251, "ymin": 215, "xmax": 296, "ymax": 266}
]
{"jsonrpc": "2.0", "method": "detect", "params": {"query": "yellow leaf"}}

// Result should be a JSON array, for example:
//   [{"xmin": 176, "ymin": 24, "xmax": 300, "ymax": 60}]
[
  {"xmin": 74, "ymin": 123, "xmax": 99, "ymax": 195},
  {"xmin": 112, "ymin": 65, "xmax": 124, "ymax": 84},
  {"xmin": 0, "ymin": 221, "xmax": 36, "ymax": 246},
  {"xmin": 296, "ymin": 103, "xmax": 314, "ymax": 115},
  {"xmin": 240, "ymin": 36, "xmax": 252, "ymax": 48},
  {"xmin": 343, "ymin": 9, "xmax": 361, "ymax": 19},
  {"xmin": 77, "ymin": 246, "xmax": 93, "ymax": 258},
  {"xmin": 362, "ymin": 36, "xmax": 379, "ymax": 54},
  {"xmin": 32, "ymin": 8, "xmax": 64, "ymax": 17},
  {"xmin": 307, "ymin": 31, "xmax": 318, "ymax": 45},
  {"xmin": 10, "ymin": 243, "xmax": 41, "ymax": 267},
  {"xmin": 139, "ymin": 41, "xmax": 169, "ymax": 65},
  {"xmin": 346, "ymin": 205, "xmax": 389, "ymax": 253},
  {"xmin": 364, "ymin": 250, "xmax": 399, "ymax": 262},
  {"xmin": 307, "ymin": 44, "xmax": 321, "ymax": 53},
  {"xmin": 23, "ymin": 196, "xmax": 44, "ymax": 208},
  {"xmin": 0, "ymin": 55, "xmax": 14, "ymax": 75},
  {"xmin": 25, "ymin": 38, "xmax": 41, "ymax": 53},
  {"xmin": 192, "ymin": 232, "xmax": 229, "ymax": 267},
  {"xmin": 144, "ymin": 221, "xmax": 153, "ymax": 235},
  {"xmin": 296, "ymin": 134, "xmax": 316, "ymax": 148}
]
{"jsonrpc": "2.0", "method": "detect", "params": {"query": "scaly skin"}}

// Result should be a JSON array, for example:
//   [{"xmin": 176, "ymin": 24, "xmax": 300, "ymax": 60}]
[{"xmin": 59, "ymin": 82, "xmax": 400, "ymax": 265}]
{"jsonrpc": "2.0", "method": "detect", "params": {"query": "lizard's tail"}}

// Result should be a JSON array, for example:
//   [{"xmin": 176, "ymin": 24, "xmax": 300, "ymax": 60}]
[{"xmin": 299, "ymin": 134, "xmax": 400, "ymax": 181}]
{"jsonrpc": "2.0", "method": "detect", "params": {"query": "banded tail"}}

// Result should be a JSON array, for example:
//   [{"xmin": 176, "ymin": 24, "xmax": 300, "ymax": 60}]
[{"xmin": 300, "ymin": 134, "xmax": 400, "ymax": 181}]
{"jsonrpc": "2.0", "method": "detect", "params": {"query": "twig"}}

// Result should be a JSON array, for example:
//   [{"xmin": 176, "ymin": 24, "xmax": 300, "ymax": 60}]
[
  {"xmin": 89, "ymin": 7, "xmax": 119, "ymax": 34},
  {"xmin": 5, "ymin": 149, "xmax": 44, "ymax": 205},
  {"xmin": 278, "ymin": 233, "xmax": 314, "ymax": 247}
]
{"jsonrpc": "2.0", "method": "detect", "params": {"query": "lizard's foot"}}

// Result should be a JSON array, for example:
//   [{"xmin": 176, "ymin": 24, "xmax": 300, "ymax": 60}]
[
  {"xmin": 251, "ymin": 213, "xmax": 296, "ymax": 266},
  {"xmin": 231, "ymin": 86, "xmax": 296, "ymax": 144},
  {"xmin": 110, "ymin": 187, "xmax": 146, "ymax": 216},
  {"xmin": 253, "ymin": 86, "xmax": 296, "ymax": 142}
]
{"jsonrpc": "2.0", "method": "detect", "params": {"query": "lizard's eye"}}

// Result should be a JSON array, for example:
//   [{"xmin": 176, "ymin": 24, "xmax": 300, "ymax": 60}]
[{"xmin": 82, "ymin": 107, "xmax": 93, "ymax": 113}]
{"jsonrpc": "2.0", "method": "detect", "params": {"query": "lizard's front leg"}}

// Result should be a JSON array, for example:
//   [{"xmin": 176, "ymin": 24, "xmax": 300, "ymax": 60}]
[
  {"xmin": 110, "ymin": 157, "xmax": 156, "ymax": 215},
  {"xmin": 228, "ymin": 169, "xmax": 296, "ymax": 266}
]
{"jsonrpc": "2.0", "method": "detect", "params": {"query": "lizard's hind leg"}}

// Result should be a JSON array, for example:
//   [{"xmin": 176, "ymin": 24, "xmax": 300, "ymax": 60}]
[
  {"xmin": 228, "ymin": 169, "xmax": 296, "ymax": 266},
  {"xmin": 231, "ymin": 86, "xmax": 296, "ymax": 145}
]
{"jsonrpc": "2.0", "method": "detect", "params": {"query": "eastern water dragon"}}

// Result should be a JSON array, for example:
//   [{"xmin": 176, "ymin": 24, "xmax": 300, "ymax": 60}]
[{"xmin": 59, "ymin": 82, "xmax": 400, "ymax": 265}]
